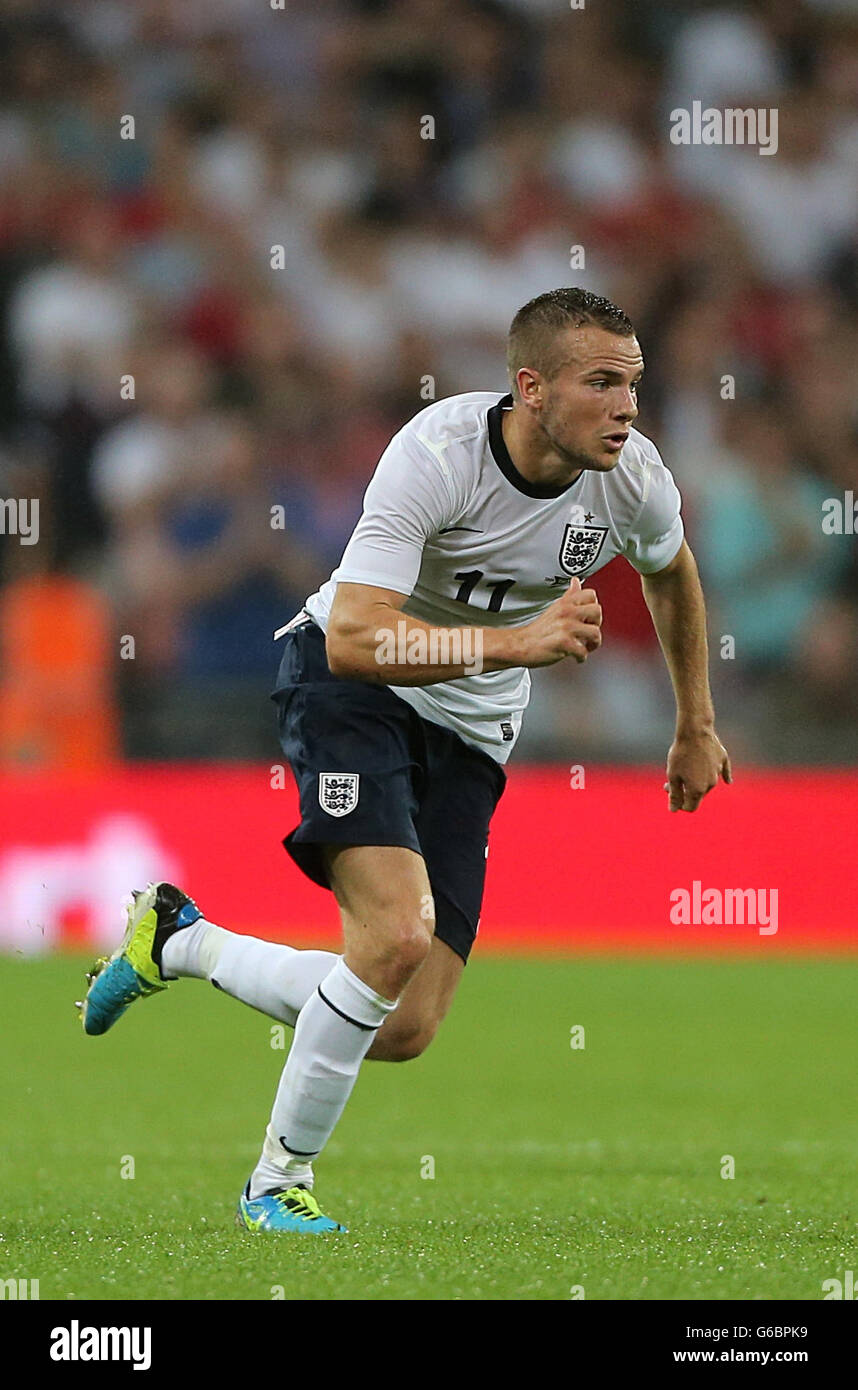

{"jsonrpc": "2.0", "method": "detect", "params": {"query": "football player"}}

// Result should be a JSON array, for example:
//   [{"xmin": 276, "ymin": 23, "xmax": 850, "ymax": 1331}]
[{"xmin": 79, "ymin": 288, "xmax": 731, "ymax": 1232}]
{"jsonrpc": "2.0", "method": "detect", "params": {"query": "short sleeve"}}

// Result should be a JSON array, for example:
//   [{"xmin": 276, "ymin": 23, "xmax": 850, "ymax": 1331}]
[
  {"xmin": 623, "ymin": 446, "xmax": 685, "ymax": 575},
  {"xmin": 332, "ymin": 426, "xmax": 459, "ymax": 596}
]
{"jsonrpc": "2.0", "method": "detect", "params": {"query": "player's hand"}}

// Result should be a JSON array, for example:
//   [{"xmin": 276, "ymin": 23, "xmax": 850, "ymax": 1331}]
[
  {"xmin": 517, "ymin": 578, "xmax": 603, "ymax": 667},
  {"xmin": 664, "ymin": 729, "xmax": 732, "ymax": 812}
]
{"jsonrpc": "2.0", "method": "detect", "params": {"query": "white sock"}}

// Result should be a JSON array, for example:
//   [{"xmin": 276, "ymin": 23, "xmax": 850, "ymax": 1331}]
[
  {"xmin": 160, "ymin": 919, "xmax": 225, "ymax": 981},
  {"xmin": 249, "ymin": 958, "xmax": 397, "ymax": 1198},
  {"xmin": 160, "ymin": 920, "xmax": 338, "ymax": 1027}
]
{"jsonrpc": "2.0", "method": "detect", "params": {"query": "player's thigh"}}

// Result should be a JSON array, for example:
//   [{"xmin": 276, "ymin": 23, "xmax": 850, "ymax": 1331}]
[
  {"xmin": 415, "ymin": 725, "xmax": 507, "ymax": 965},
  {"xmin": 274, "ymin": 619, "xmax": 426, "ymax": 896},
  {"xmin": 323, "ymin": 843, "xmax": 435, "ymax": 984}
]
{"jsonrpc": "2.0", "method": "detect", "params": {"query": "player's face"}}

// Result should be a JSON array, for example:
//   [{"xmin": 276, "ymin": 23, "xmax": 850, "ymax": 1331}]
[{"xmin": 536, "ymin": 327, "xmax": 644, "ymax": 472}]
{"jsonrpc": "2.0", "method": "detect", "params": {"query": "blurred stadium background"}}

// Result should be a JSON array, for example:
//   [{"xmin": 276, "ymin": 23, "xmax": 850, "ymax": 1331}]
[{"xmin": 1, "ymin": 0, "xmax": 856, "ymax": 957}]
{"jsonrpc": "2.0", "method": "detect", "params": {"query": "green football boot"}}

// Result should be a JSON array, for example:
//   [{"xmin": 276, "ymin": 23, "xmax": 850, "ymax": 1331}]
[{"xmin": 77, "ymin": 883, "xmax": 202, "ymax": 1036}]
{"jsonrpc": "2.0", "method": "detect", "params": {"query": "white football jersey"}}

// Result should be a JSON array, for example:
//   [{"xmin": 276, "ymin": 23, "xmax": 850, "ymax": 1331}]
[{"xmin": 300, "ymin": 391, "xmax": 684, "ymax": 763}]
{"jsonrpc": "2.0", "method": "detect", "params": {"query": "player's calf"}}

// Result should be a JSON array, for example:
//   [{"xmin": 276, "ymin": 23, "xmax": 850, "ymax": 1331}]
[
  {"xmin": 367, "ymin": 935, "xmax": 464, "ymax": 1062},
  {"xmin": 368, "ymin": 1015, "xmax": 438, "ymax": 1062}
]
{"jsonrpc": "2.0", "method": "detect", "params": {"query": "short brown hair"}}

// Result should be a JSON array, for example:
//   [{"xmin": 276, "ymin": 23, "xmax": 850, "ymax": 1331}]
[{"xmin": 507, "ymin": 287, "xmax": 635, "ymax": 394}]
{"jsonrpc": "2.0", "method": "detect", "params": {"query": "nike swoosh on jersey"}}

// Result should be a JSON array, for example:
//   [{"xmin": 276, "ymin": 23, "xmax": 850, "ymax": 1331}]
[{"xmin": 438, "ymin": 526, "xmax": 484, "ymax": 534}]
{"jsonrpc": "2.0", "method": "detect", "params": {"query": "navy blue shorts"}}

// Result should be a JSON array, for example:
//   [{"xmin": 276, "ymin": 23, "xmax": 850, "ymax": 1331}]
[{"xmin": 271, "ymin": 620, "xmax": 507, "ymax": 963}]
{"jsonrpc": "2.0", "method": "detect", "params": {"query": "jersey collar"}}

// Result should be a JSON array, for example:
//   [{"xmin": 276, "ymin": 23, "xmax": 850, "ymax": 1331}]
[{"xmin": 487, "ymin": 394, "xmax": 583, "ymax": 500}]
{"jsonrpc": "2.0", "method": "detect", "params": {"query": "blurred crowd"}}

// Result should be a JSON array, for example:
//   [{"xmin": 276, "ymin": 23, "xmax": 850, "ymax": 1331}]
[{"xmin": 0, "ymin": 0, "xmax": 857, "ymax": 766}]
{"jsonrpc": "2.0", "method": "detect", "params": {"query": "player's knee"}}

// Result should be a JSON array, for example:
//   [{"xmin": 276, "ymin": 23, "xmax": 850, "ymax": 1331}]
[{"xmin": 373, "ymin": 917, "xmax": 433, "ymax": 981}]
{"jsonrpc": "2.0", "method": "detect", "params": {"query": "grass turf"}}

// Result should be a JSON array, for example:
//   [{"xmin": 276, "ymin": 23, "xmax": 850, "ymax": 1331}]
[{"xmin": 1, "ymin": 952, "xmax": 856, "ymax": 1301}]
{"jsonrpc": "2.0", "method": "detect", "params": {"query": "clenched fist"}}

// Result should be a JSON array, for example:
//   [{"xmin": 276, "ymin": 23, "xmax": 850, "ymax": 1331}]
[{"xmin": 516, "ymin": 578, "xmax": 603, "ymax": 668}]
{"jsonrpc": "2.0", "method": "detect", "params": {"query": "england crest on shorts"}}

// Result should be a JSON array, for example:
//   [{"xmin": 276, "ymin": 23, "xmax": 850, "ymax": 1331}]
[
  {"xmin": 318, "ymin": 772, "xmax": 360, "ymax": 817},
  {"xmin": 558, "ymin": 521, "xmax": 609, "ymax": 576}
]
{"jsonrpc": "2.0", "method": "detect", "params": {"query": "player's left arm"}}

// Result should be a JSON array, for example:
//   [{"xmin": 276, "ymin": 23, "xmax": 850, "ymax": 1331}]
[{"xmin": 641, "ymin": 539, "xmax": 732, "ymax": 813}]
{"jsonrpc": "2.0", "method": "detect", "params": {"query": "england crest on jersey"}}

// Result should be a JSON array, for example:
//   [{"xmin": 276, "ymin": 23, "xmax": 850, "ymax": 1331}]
[
  {"xmin": 559, "ymin": 521, "xmax": 608, "ymax": 576},
  {"xmin": 319, "ymin": 773, "xmax": 360, "ymax": 817}
]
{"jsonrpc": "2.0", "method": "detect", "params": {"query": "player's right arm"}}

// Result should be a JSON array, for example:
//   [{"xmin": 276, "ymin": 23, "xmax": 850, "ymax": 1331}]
[
  {"xmin": 326, "ymin": 580, "xmax": 603, "ymax": 686},
  {"xmin": 323, "ymin": 415, "xmax": 600, "ymax": 685}
]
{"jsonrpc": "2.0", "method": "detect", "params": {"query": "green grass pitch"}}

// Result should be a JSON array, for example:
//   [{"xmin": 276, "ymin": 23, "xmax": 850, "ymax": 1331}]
[{"xmin": 1, "ymin": 952, "xmax": 856, "ymax": 1301}]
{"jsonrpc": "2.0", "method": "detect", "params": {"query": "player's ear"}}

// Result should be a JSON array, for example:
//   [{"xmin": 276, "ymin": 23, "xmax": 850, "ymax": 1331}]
[{"xmin": 516, "ymin": 366, "xmax": 542, "ymax": 407}]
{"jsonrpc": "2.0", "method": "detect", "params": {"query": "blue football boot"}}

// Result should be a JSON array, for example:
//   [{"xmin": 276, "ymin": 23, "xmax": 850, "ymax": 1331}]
[
  {"xmin": 235, "ymin": 1182, "xmax": 347, "ymax": 1234},
  {"xmin": 77, "ymin": 882, "xmax": 202, "ymax": 1036}
]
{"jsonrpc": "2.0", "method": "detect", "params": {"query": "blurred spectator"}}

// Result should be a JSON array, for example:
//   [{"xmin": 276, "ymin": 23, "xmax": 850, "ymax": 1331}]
[
  {"xmin": 8, "ymin": 201, "xmax": 134, "ymax": 416},
  {"xmin": 694, "ymin": 402, "xmax": 849, "ymax": 669},
  {"xmin": 0, "ymin": 485, "xmax": 118, "ymax": 769},
  {"xmin": 91, "ymin": 343, "xmax": 320, "ymax": 680}
]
